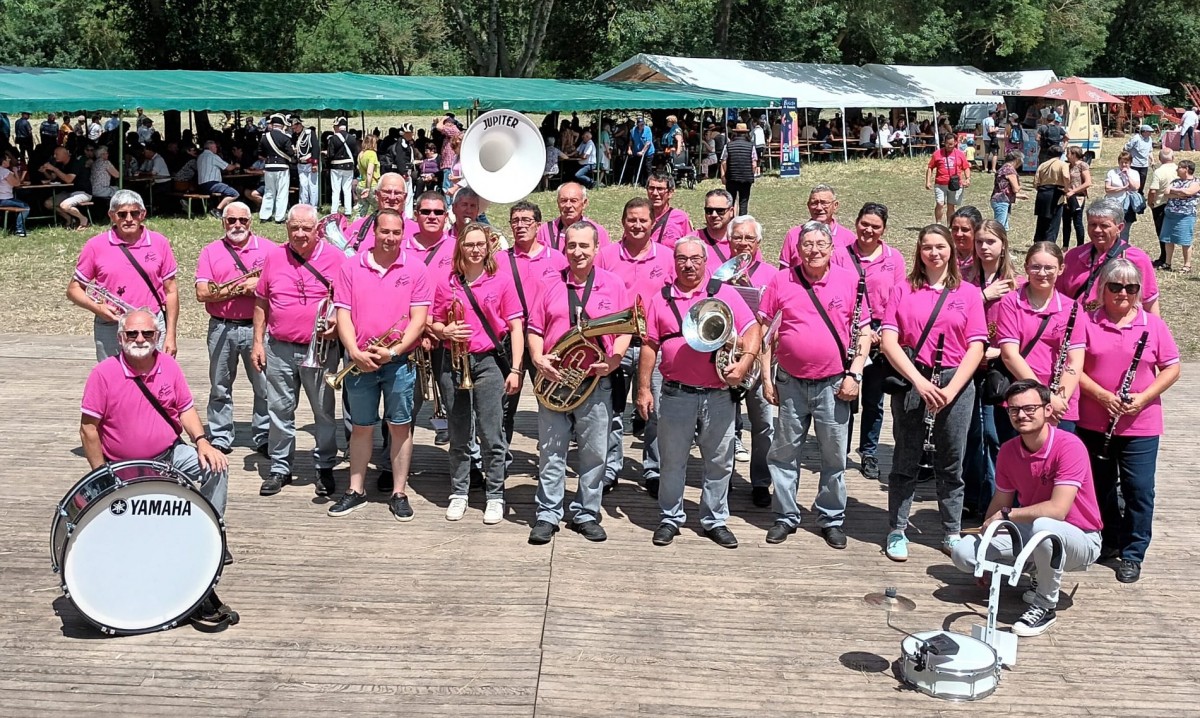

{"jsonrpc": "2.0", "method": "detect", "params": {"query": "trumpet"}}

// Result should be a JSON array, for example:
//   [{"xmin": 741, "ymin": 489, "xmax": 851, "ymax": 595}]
[
  {"xmin": 414, "ymin": 345, "xmax": 447, "ymax": 430},
  {"xmin": 449, "ymin": 297, "xmax": 474, "ymax": 390},
  {"xmin": 301, "ymin": 289, "xmax": 337, "ymax": 369},
  {"xmin": 325, "ymin": 319, "xmax": 407, "ymax": 391},
  {"xmin": 207, "ymin": 268, "xmax": 262, "ymax": 297},
  {"xmin": 83, "ymin": 280, "xmax": 136, "ymax": 317}
]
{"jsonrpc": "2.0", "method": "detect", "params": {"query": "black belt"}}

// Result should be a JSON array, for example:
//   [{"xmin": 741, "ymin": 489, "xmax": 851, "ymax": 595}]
[
  {"xmin": 778, "ymin": 369, "xmax": 843, "ymax": 384},
  {"xmin": 664, "ymin": 380, "xmax": 724, "ymax": 394},
  {"xmin": 628, "ymin": 337, "xmax": 643, "ymax": 347},
  {"xmin": 213, "ymin": 316, "xmax": 253, "ymax": 326}
]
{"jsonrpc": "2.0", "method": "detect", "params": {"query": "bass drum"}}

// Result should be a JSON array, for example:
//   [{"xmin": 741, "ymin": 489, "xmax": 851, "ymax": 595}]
[
  {"xmin": 900, "ymin": 630, "xmax": 1000, "ymax": 701},
  {"xmin": 50, "ymin": 460, "xmax": 226, "ymax": 635}
]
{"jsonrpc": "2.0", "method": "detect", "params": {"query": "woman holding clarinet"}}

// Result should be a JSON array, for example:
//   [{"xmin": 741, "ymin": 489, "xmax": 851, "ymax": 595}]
[{"xmin": 1076, "ymin": 259, "xmax": 1179, "ymax": 584}]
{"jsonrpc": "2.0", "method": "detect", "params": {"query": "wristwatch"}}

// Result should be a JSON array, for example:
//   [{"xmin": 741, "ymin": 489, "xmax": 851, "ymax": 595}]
[
  {"xmin": 844, "ymin": 371, "xmax": 862, "ymax": 383},
  {"xmin": 1001, "ymin": 506, "xmax": 1011, "ymax": 520},
  {"xmin": 196, "ymin": 433, "xmax": 214, "ymax": 445}
]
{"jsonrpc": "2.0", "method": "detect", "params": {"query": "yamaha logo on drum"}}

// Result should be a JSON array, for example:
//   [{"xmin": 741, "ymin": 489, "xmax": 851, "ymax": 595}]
[{"xmin": 109, "ymin": 498, "xmax": 193, "ymax": 517}]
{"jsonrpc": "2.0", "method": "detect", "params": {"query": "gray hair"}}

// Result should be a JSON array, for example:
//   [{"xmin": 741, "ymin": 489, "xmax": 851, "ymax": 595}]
[
  {"xmin": 704, "ymin": 188, "xmax": 733, "ymax": 208},
  {"xmin": 94, "ymin": 145, "xmax": 109, "ymax": 159},
  {"xmin": 286, "ymin": 203, "xmax": 319, "ymax": 224},
  {"xmin": 673, "ymin": 235, "xmax": 707, "ymax": 259},
  {"xmin": 729, "ymin": 214, "xmax": 763, "ymax": 242},
  {"xmin": 799, "ymin": 219, "xmax": 833, "ymax": 243},
  {"xmin": 1099, "ymin": 258, "xmax": 1143, "ymax": 299},
  {"xmin": 557, "ymin": 181, "xmax": 588, "ymax": 200},
  {"xmin": 222, "ymin": 201, "xmax": 251, "ymax": 218},
  {"xmin": 453, "ymin": 187, "xmax": 480, "ymax": 208},
  {"xmin": 564, "ymin": 220, "xmax": 598, "ymax": 246},
  {"xmin": 117, "ymin": 308, "xmax": 157, "ymax": 333},
  {"xmin": 204, "ymin": 139, "xmax": 219, "ymax": 151},
  {"xmin": 809, "ymin": 183, "xmax": 837, "ymax": 199},
  {"xmin": 1159, "ymin": 148, "xmax": 1174, "ymax": 163},
  {"xmin": 1086, "ymin": 198, "xmax": 1125, "ymax": 225},
  {"xmin": 108, "ymin": 189, "xmax": 145, "ymax": 212}
]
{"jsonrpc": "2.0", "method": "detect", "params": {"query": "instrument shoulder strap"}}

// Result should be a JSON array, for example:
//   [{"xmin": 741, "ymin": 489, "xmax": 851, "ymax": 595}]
[
  {"xmin": 701, "ymin": 229, "xmax": 728, "ymax": 263},
  {"xmin": 458, "ymin": 274, "xmax": 512, "ymax": 374},
  {"xmin": 561, "ymin": 269, "xmax": 595, "ymax": 326},
  {"xmin": 287, "ymin": 246, "xmax": 332, "ymax": 289},
  {"xmin": 353, "ymin": 212, "xmax": 378, "ymax": 251},
  {"xmin": 420, "ymin": 238, "xmax": 446, "ymax": 266},
  {"xmin": 795, "ymin": 268, "xmax": 849, "ymax": 370},
  {"xmin": 1020, "ymin": 314, "xmax": 1054, "ymax": 358},
  {"xmin": 221, "ymin": 239, "xmax": 249, "ymax": 274},
  {"xmin": 651, "ymin": 208, "xmax": 674, "ymax": 245},
  {"xmin": 131, "ymin": 374, "xmax": 182, "ymax": 437},
  {"xmin": 1076, "ymin": 242, "xmax": 1128, "ymax": 300},
  {"xmin": 116, "ymin": 242, "xmax": 165, "ymax": 312},
  {"xmin": 659, "ymin": 283, "xmax": 720, "ymax": 363},
  {"xmin": 911, "ymin": 287, "xmax": 951, "ymax": 358},
  {"xmin": 507, "ymin": 249, "xmax": 528, "ymax": 317}
]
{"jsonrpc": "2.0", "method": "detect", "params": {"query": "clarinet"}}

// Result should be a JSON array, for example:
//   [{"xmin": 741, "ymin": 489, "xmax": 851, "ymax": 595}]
[
  {"xmin": 917, "ymin": 334, "xmax": 946, "ymax": 471},
  {"xmin": 847, "ymin": 275, "xmax": 866, "ymax": 365},
  {"xmin": 1048, "ymin": 302, "xmax": 1079, "ymax": 396},
  {"xmin": 1098, "ymin": 330, "xmax": 1149, "ymax": 460}
]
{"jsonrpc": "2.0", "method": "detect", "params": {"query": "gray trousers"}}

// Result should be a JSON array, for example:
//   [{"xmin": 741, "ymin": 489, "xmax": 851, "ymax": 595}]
[
  {"xmin": 952, "ymin": 518, "xmax": 1101, "ymax": 609},
  {"xmin": 606, "ymin": 345, "xmax": 661, "ymax": 483},
  {"xmin": 768, "ymin": 372, "xmax": 850, "ymax": 528},
  {"xmin": 657, "ymin": 384, "xmax": 736, "ymax": 530},
  {"xmin": 536, "ymin": 377, "xmax": 612, "ymax": 525},
  {"xmin": 742, "ymin": 380, "xmax": 774, "ymax": 488},
  {"xmin": 264, "ymin": 337, "xmax": 339, "ymax": 476},
  {"xmin": 260, "ymin": 170, "xmax": 290, "ymax": 223},
  {"xmin": 888, "ymin": 371, "xmax": 972, "ymax": 535},
  {"xmin": 94, "ymin": 312, "xmax": 165, "ymax": 362},
  {"xmin": 159, "ymin": 442, "xmax": 228, "ymax": 517},
  {"xmin": 448, "ymin": 353, "xmax": 507, "ymax": 500},
  {"xmin": 205, "ymin": 318, "xmax": 268, "ymax": 450}
]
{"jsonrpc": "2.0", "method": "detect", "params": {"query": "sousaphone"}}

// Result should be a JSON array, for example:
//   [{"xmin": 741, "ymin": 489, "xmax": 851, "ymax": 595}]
[{"xmin": 460, "ymin": 109, "xmax": 545, "ymax": 204}]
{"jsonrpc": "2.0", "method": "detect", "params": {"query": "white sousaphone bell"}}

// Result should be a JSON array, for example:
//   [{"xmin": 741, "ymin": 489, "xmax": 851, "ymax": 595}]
[{"xmin": 460, "ymin": 109, "xmax": 545, "ymax": 204}]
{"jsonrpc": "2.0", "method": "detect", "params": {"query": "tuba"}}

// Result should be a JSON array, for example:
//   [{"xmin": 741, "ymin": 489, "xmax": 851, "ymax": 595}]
[
  {"xmin": 683, "ymin": 297, "xmax": 758, "ymax": 390},
  {"xmin": 533, "ymin": 297, "xmax": 646, "ymax": 413},
  {"xmin": 317, "ymin": 213, "xmax": 356, "ymax": 257}
]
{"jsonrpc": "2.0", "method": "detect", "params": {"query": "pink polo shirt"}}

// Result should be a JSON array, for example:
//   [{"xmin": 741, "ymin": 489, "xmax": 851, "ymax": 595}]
[
  {"xmin": 778, "ymin": 220, "xmax": 856, "ymax": 268},
  {"xmin": 333, "ymin": 250, "xmax": 431, "ymax": 351},
  {"xmin": 596, "ymin": 240, "xmax": 675, "ymax": 297},
  {"xmin": 81, "ymin": 352, "xmax": 193, "ymax": 461},
  {"xmin": 995, "ymin": 288, "xmax": 1090, "ymax": 420},
  {"xmin": 431, "ymin": 270, "xmax": 522, "ymax": 354},
  {"xmin": 528, "ymin": 267, "xmax": 630, "ymax": 354},
  {"xmin": 535, "ymin": 217, "xmax": 611, "ymax": 252},
  {"xmin": 1078, "ymin": 308, "xmax": 1179, "ymax": 436},
  {"xmin": 497, "ymin": 243, "xmax": 568, "ymax": 317},
  {"xmin": 646, "ymin": 282, "xmax": 756, "ymax": 389},
  {"xmin": 881, "ymin": 282, "xmax": 988, "ymax": 367},
  {"xmin": 403, "ymin": 232, "xmax": 455, "ymax": 289},
  {"xmin": 1057, "ymin": 242, "xmax": 1160, "ymax": 308},
  {"xmin": 830, "ymin": 242, "xmax": 907, "ymax": 322},
  {"xmin": 194, "ymin": 234, "xmax": 274, "ymax": 320},
  {"xmin": 759, "ymin": 264, "xmax": 870, "ymax": 380},
  {"xmin": 346, "ymin": 213, "xmax": 419, "ymax": 253},
  {"xmin": 744, "ymin": 261, "xmax": 778, "ymax": 289},
  {"xmin": 650, "ymin": 207, "xmax": 694, "ymax": 246},
  {"xmin": 74, "ymin": 228, "xmax": 178, "ymax": 312},
  {"xmin": 255, "ymin": 241, "xmax": 345, "ymax": 344},
  {"xmin": 997, "ymin": 427, "xmax": 1103, "ymax": 532}
]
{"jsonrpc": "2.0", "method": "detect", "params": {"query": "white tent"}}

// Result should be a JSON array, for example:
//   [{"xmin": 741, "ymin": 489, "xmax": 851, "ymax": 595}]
[
  {"xmin": 990, "ymin": 70, "xmax": 1059, "ymax": 90},
  {"xmin": 1079, "ymin": 77, "xmax": 1170, "ymax": 97},
  {"xmin": 863, "ymin": 64, "xmax": 1022, "ymax": 105}
]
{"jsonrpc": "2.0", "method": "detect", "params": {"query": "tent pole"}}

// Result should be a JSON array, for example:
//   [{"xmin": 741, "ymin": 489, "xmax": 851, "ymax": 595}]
[
  {"xmin": 904, "ymin": 107, "xmax": 911, "ymax": 156},
  {"xmin": 931, "ymin": 104, "xmax": 940, "ymax": 149},
  {"xmin": 317, "ymin": 115, "xmax": 323, "ymax": 212},
  {"xmin": 840, "ymin": 107, "xmax": 848, "ymax": 162},
  {"xmin": 117, "ymin": 110, "xmax": 124, "ymax": 191},
  {"xmin": 360, "ymin": 111, "xmax": 366, "ymax": 136}
]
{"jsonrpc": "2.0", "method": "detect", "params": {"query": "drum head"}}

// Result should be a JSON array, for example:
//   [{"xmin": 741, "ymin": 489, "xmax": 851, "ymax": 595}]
[{"xmin": 62, "ymin": 479, "xmax": 223, "ymax": 633}]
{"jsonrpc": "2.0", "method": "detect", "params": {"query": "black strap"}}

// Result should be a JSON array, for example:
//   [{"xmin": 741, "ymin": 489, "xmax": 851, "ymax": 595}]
[
  {"xmin": 659, "ymin": 284, "xmax": 718, "ymax": 366},
  {"xmin": 1076, "ymin": 242, "xmax": 1128, "ymax": 301},
  {"xmin": 220, "ymin": 240, "xmax": 249, "ymax": 274},
  {"xmin": 701, "ymin": 229, "xmax": 728, "ymax": 263},
  {"xmin": 353, "ymin": 213, "xmax": 378, "ymax": 251},
  {"xmin": 116, "ymin": 243, "xmax": 165, "ymax": 311},
  {"xmin": 913, "ymin": 287, "xmax": 950, "ymax": 357},
  {"xmin": 651, "ymin": 209, "xmax": 673, "ymax": 245},
  {"xmin": 562, "ymin": 269, "xmax": 595, "ymax": 326},
  {"xmin": 287, "ymin": 246, "xmax": 332, "ymax": 289},
  {"xmin": 551, "ymin": 219, "xmax": 564, "ymax": 251},
  {"xmin": 458, "ymin": 274, "xmax": 512, "ymax": 374},
  {"xmin": 132, "ymin": 375, "xmax": 182, "ymax": 436},
  {"xmin": 1020, "ymin": 314, "xmax": 1053, "ymax": 357},
  {"xmin": 420, "ymin": 239, "xmax": 445, "ymax": 267},
  {"xmin": 845, "ymin": 247, "xmax": 866, "ymax": 279},
  {"xmin": 795, "ymin": 268, "xmax": 849, "ymax": 370},
  {"xmin": 507, "ymin": 249, "xmax": 528, "ymax": 317}
]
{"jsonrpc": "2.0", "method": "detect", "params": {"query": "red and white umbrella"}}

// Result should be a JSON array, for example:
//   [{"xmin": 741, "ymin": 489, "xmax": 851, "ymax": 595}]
[{"xmin": 1018, "ymin": 77, "xmax": 1125, "ymax": 105}]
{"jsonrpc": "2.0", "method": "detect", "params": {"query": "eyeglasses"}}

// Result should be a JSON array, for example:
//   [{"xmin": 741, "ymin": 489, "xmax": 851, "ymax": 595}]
[
  {"xmin": 1005, "ymin": 403, "xmax": 1047, "ymax": 417},
  {"xmin": 1027, "ymin": 264, "xmax": 1058, "ymax": 275},
  {"xmin": 1106, "ymin": 282, "xmax": 1141, "ymax": 295},
  {"xmin": 418, "ymin": 208, "xmax": 446, "ymax": 216},
  {"xmin": 800, "ymin": 241, "xmax": 832, "ymax": 251},
  {"xmin": 224, "ymin": 216, "xmax": 251, "ymax": 225},
  {"xmin": 510, "ymin": 217, "xmax": 538, "ymax": 226},
  {"xmin": 730, "ymin": 234, "xmax": 758, "ymax": 243},
  {"xmin": 113, "ymin": 210, "xmax": 143, "ymax": 219},
  {"xmin": 704, "ymin": 206, "xmax": 730, "ymax": 215},
  {"xmin": 123, "ymin": 329, "xmax": 158, "ymax": 340},
  {"xmin": 647, "ymin": 186, "xmax": 670, "ymax": 194},
  {"xmin": 674, "ymin": 255, "xmax": 706, "ymax": 266}
]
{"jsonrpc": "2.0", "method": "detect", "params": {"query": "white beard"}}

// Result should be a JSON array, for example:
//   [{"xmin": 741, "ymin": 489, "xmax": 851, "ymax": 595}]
[{"xmin": 124, "ymin": 343, "xmax": 155, "ymax": 360}]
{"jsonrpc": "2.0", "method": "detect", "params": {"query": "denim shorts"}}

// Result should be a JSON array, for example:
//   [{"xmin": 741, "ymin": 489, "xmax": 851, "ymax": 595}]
[{"xmin": 344, "ymin": 358, "xmax": 415, "ymax": 426}]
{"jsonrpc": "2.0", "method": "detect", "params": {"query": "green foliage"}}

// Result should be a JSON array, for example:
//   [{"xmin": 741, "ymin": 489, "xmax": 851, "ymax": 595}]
[
  {"xmin": 0, "ymin": 0, "xmax": 135, "ymax": 68},
  {"xmin": 293, "ymin": 0, "xmax": 462, "ymax": 75}
]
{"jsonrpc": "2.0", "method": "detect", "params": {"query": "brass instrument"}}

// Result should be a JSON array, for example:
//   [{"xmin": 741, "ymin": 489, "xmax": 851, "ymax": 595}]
[
  {"xmin": 316, "ymin": 212, "xmax": 356, "ymax": 257},
  {"xmin": 449, "ymin": 297, "xmax": 474, "ymax": 390},
  {"xmin": 1048, "ymin": 302, "xmax": 1078, "ymax": 397},
  {"xmin": 301, "ymin": 289, "xmax": 337, "ymax": 369},
  {"xmin": 533, "ymin": 297, "xmax": 647, "ymax": 412},
  {"xmin": 413, "ymin": 345, "xmax": 447, "ymax": 430},
  {"xmin": 918, "ymin": 334, "xmax": 946, "ymax": 471},
  {"xmin": 711, "ymin": 253, "xmax": 754, "ymax": 286},
  {"xmin": 83, "ymin": 280, "xmax": 136, "ymax": 317},
  {"xmin": 208, "ymin": 267, "xmax": 262, "ymax": 297},
  {"xmin": 325, "ymin": 318, "xmax": 407, "ymax": 391},
  {"xmin": 682, "ymin": 297, "xmax": 757, "ymax": 390}
]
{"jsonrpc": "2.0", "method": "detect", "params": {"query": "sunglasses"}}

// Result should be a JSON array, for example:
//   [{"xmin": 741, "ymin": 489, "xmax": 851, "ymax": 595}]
[
  {"xmin": 1106, "ymin": 282, "xmax": 1141, "ymax": 295},
  {"xmin": 113, "ymin": 210, "xmax": 143, "ymax": 219},
  {"xmin": 418, "ymin": 208, "xmax": 446, "ymax": 216},
  {"xmin": 224, "ymin": 216, "xmax": 251, "ymax": 224},
  {"xmin": 123, "ymin": 329, "xmax": 158, "ymax": 339},
  {"xmin": 703, "ymin": 206, "xmax": 730, "ymax": 215}
]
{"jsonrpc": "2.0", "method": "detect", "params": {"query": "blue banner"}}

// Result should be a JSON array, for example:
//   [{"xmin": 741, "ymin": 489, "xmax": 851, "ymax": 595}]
[{"xmin": 780, "ymin": 98, "xmax": 800, "ymax": 178}]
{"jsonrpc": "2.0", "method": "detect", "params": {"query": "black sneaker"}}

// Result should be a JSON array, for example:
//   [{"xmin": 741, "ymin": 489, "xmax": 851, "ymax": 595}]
[
  {"xmin": 751, "ymin": 486, "xmax": 771, "ymax": 508},
  {"xmin": 861, "ymin": 455, "xmax": 881, "ymax": 480},
  {"xmin": 652, "ymin": 522, "xmax": 680, "ymax": 546},
  {"xmin": 644, "ymin": 478, "xmax": 660, "ymax": 499},
  {"xmin": 328, "ymin": 490, "xmax": 367, "ymax": 517},
  {"xmin": 765, "ymin": 521, "xmax": 796, "ymax": 544},
  {"xmin": 570, "ymin": 520, "xmax": 607, "ymax": 542},
  {"xmin": 213, "ymin": 444, "xmax": 233, "ymax": 455},
  {"xmin": 316, "ymin": 467, "xmax": 335, "ymax": 497},
  {"xmin": 255, "ymin": 443, "xmax": 268, "ymax": 456},
  {"xmin": 1116, "ymin": 559, "xmax": 1142, "ymax": 583},
  {"xmin": 434, "ymin": 429, "xmax": 450, "ymax": 445},
  {"xmin": 376, "ymin": 469, "xmax": 394, "ymax": 492},
  {"xmin": 259, "ymin": 472, "xmax": 291, "ymax": 496},
  {"xmin": 208, "ymin": 208, "xmax": 223, "ymax": 220},
  {"xmin": 822, "ymin": 526, "xmax": 848, "ymax": 549},
  {"xmin": 528, "ymin": 519, "xmax": 559, "ymax": 545},
  {"xmin": 389, "ymin": 494, "xmax": 414, "ymax": 522},
  {"xmin": 1012, "ymin": 605, "xmax": 1057, "ymax": 637},
  {"xmin": 603, "ymin": 476, "xmax": 618, "ymax": 494},
  {"xmin": 704, "ymin": 525, "xmax": 739, "ymax": 548}
]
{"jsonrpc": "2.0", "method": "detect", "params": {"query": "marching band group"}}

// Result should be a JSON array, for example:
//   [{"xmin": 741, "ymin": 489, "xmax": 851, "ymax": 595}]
[{"xmin": 68, "ymin": 169, "xmax": 1180, "ymax": 637}]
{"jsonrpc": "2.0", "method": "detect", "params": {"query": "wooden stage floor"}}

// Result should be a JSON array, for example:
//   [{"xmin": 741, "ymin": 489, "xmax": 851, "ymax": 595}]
[{"xmin": 1, "ymin": 334, "xmax": 1197, "ymax": 716}]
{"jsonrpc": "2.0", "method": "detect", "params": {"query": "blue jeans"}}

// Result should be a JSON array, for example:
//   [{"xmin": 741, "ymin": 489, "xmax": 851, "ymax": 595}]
[
  {"xmin": 0, "ymin": 198, "xmax": 30, "ymax": 233},
  {"xmin": 856, "ymin": 358, "xmax": 887, "ymax": 458},
  {"xmin": 962, "ymin": 381, "xmax": 1000, "ymax": 515},
  {"xmin": 1076, "ymin": 428, "xmax": 1160, "ymax": 563},
  {"xmin": 991, "ymin": 200, "xmax": 1012, "ymax": 230},
  {"xmin": 768, "ymin": 372, "xmax": 850, "ymax": 528},
  {"xmin": 574, "ymin": 163, "xmax": 595, "ymax": 188},
  {"xmin": 657, "ymin": 384, "xmax": 735, "ymax": 530}
]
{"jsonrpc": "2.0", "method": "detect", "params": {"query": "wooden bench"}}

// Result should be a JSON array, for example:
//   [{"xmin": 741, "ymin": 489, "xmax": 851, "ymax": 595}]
[
  {"xmin": 0, "ymin": 205, "xmax": 26, "ymax": 235},
  {"xmin": 173, "ymin": 192, "xmax": 221, "ymax": 219}
]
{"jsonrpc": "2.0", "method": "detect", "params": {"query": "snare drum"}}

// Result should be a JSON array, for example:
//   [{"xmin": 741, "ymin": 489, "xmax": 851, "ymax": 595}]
[
  {"xmin": 900, "ymin": 630, "xmax": 1000, "ymax": 701},
  {"xmin": 50, "ymin": 460, "xmax": 226, "ymax": 635}
]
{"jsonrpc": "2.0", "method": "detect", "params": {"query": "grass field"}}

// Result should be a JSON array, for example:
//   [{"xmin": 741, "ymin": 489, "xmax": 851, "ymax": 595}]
[{"xmin": 8, "ymin": 141, "xmax": 1200, "ymax": 356}]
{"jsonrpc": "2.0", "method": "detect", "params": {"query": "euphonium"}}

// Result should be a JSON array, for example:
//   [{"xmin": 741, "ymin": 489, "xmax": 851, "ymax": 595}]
[
  {"xmin": 449, "ymin": 297, "xmax": 474, "ymax": 390},
  {"xmin": 83, "ymin": 280, "xmax": 136, "ymax": 317},
  {"xmin": 711, "ymin": 253, "xmax": 755, "ymax": 286},
  {"xmin": 325, "ymin": 318, "xmax": 407, "ymax": 390},
  {"xmin": 208, "ymin": 267, "xmax": 262, "ymax": 296},
  {"xmin": 533, "ymin": 297, "xmax": 646, "ymax": 413},
  {"xmin": 301, "ymin": 289, "xmax": 337, "ymax": 369},
  {"xmin": 682, "ymin": 297, "xmax": 757, "ymax": 390},
  {"xmin": 316, "ymin": 213, "xmax": 355, "ymax": 257}
]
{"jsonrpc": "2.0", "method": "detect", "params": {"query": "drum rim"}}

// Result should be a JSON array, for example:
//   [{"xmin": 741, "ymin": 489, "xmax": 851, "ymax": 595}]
[
  {"xmin": 54, "ymin": 461, "xmax": 226, "ymax": 636},
  {"xmin": 899, "ymin": 631, "xmax": 1001, "ymax": 702}
]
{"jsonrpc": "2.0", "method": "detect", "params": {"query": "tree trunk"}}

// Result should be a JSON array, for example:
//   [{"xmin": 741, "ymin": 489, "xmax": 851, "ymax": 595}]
[{"xmin": 715, "ymin": 0, "xmax": 733, "ymax": 55}]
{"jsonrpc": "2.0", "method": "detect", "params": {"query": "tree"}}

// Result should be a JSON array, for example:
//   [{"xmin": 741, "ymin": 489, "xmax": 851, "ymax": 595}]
[
  {"xmin": 447, "ymin": 0, "xmax": 557, "ymax": 77},
  {"xmin": 294, "ymin": 0, "xmax": 462, "ymax": 75}
]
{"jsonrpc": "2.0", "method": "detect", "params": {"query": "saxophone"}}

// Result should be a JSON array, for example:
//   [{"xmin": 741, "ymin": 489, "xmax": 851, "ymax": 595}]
[
  {"xmin": 533, "ymin": 297, "xmax": 646, "ymax": 412},
  {"xmin": 1048, "ymin": 302, "xmax": 1078, "ymax": 396}
]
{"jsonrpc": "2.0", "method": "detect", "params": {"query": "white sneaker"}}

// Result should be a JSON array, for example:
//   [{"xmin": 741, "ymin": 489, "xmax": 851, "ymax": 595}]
[
  {"xmin": 445, "ymin": 496, "xmax": 468, "ymax": 521},
  {"xmin": 734, "ymin": 437, "xmax": 750, "ymax": 463},
  {"xmin": 483, "ymin": 499, "xmax": 504, "ymax": 525}
]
